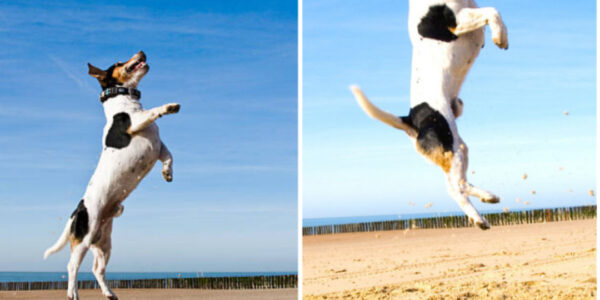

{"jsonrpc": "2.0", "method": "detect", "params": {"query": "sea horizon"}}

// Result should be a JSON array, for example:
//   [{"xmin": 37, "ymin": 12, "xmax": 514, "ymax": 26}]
[{"xmin": 0, "ymin": 271, "xmax": 297, "ymax": 283}]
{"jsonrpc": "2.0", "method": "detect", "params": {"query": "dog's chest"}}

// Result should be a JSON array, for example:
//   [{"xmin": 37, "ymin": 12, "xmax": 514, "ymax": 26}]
[
  {"xmin": 101, "ymin": 113, "xmax": 161, "ymax": 164},
  {"xmin": 408, "ymin": 0, "xmax": 484, "ymax": 111},
  {"xmin": 86, "ymin": 111, "xmax": 161, "ymax": 202}
]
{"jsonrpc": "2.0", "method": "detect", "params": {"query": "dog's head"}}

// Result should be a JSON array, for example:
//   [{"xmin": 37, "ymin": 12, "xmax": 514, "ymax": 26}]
[{"xmin": 88, "ymin": 51, "xmax": 149, "ymax": 89}]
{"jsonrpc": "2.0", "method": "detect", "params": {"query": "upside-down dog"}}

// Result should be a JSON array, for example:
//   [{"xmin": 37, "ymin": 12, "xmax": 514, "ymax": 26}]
[
  {"xmin": 351, "ymin": 0, "xmax": 508, "ymax": 229},
  {"xmin": 43, "ymin": 51, "xmax": 180, "ymax": 300}
]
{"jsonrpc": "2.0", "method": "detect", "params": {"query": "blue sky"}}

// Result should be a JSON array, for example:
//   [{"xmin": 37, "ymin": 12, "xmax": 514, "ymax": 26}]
[
  {"xmin": 0, "ymin": 0, "xmax": 297, "ymax": 272},
  {"xmin": 303, "ymin": 0, "xmax": 596, "ymax": 219}
]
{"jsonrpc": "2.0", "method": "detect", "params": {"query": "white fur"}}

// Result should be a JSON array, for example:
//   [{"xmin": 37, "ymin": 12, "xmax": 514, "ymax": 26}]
[
  {"xmin": 44, "ymin": 52, "xmax": 179, "ymax": 300},
  {"xmin": 43, "ymin": 218, "xmax": 73, "ymax": 260},
  {"xmin": 351, "ymin": 0, "xmax": 507, "ymax": 229}
]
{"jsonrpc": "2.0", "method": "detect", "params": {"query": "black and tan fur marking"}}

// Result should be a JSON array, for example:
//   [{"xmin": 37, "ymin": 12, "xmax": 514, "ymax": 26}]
[
  {"xmin": 401, "ymin": 103, "xmax": 454, "ymax": 172},
  {"xmin": 70, "ymin": 200, "xmax": 89, "ymax": 243},
  {"xmin": 44, "ymin": 51, "xmax": 180, "ymax": 300},
  {"xmin": 87, "ymin": 52, "xmax": 147, "ymax": 90},
  {"xmin": 105, "ymin": 112, "xmax": 132, "ymax": 149},
  {"xmin": 417, "ymin": 4, "xmax": 458, "ymax": 42},
  {"xmin": 88, "ymin": 63, "xmax": 125, "ymax": 90}
]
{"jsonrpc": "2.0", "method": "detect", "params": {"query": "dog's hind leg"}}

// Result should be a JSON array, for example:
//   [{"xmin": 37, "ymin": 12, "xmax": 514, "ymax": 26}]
[
  {"xmin": 451, "ymin": 7, "xmax": 508, "ymax": 49},
  {"xmin": 159, "ymin": 142, "xmax": 173, "ymax": 182},
  {"xmin": 91, "ymin": 220, "xmax": 117, "ymax": 300},
  {"xmin": 67, "ymin": 244, "xmax": 89, "ymax": 300},
  {"xmin": 445, "ymin": 143, "xmax": 490, "ymax": 230},
  {"xmin": 456, "ymin": 139, "xmax": 500, "ymax": 203},
  {"xmin": 127, "ymin": 103, "xmax": 181, "ymax": 134},
  {"xmin": 466, "ymin": 184, "xmax": 500, "ymax": 204}
]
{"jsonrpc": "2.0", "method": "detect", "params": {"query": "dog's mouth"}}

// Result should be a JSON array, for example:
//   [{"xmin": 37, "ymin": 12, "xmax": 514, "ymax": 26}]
[
  {"xmin": 126, "ymin": 57, "xmax": 147, "ymax": 73},
  {"xmin": 125, "ymin": 52, "xmax": 148, "ymax": 73}
]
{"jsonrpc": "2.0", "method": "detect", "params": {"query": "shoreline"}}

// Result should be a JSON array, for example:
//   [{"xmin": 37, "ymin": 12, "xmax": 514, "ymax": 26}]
[{"xmin": 303, "ymin": 219, "xmax": 596, "ymax": 299}]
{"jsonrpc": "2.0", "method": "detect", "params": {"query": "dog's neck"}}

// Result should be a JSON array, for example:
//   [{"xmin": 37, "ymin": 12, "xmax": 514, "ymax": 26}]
[
  {"xmin": 100, "ymin": 86, "xmax": 141, "ymax": 103},
  {"xmin": 101, "ymin": 92, "xmax": 144, "ymax": 120}
]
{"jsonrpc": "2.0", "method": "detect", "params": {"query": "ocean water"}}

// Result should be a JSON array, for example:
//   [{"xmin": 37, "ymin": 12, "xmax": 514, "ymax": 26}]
[
  {"xmin": 0, "ymin": 271, "xmax": 296, "ymax": 283},
  {"xmin": 303, "ymin": 209, "xmax": 510, "ymax": 227}
]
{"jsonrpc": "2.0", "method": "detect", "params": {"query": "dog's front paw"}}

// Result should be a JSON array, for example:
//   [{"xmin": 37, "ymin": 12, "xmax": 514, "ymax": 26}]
[
  {"xmin": 162, "ymin": 167, "xmax": 173, "ymax": 182},
  {"xmin": 492, "ymin": 23, "xmax": 508, "ymax": 50},
  {"xmin": 485, "ymin": 8, "xmax": 508, "ymax": 50},
  {"xmin": 165, "ymin": 103, "xmax": 181, "ymax": 114}
]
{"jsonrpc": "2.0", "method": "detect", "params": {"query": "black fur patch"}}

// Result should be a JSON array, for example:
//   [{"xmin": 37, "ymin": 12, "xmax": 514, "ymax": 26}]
[
  {"xmin": 105, "ymin": 112, "xmax": 132, "ymax": 149},
  {"xmin": 417, "ymin": 4, "xmax": 458, "ymax": 42},
  {"xmin": 401, "ymin": 103, "xmax": 454, "ymax": 153},
  {"xmin": 70, "ymin": 200, "xmax": 89, "ymax": 241},
  {"xmin": 98, "ymin": 63, "xmax": 124, "ymax": 89}
]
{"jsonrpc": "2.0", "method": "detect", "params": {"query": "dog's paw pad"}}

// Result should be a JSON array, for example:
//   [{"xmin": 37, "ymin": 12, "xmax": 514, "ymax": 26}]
[
  {"xmin": 492, "ymin": 25, "xmax": 508, "ymax": 50},
  {"xmin": 493, "ymin": 37, "xmax": 508, "ymax": 50},
  {"xmin": 481, "ymin": 196, "xmax": 500, "ymax": 204},
  {"xmin": 475, "ymin": 220, "xmax": 491, "ymax": 230},
  {"xmin": 166, "ymin": 104, "xmax": 180, "ymax": 114},
  {"xmin": 162, "ymin": 169, "xmax": 173, "ymax": 182}
]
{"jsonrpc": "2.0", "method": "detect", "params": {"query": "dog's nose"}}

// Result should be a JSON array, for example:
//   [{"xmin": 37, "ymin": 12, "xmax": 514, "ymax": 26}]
[{"xmin": 138, "ymin": 51, "xmax": 146, "ymax": 60}]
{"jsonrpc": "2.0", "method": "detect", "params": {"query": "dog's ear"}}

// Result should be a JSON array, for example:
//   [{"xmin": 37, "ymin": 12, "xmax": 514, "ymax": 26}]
[{"xmin": 88, "ymin": 63, "xmax": 107, "ymax": 80}]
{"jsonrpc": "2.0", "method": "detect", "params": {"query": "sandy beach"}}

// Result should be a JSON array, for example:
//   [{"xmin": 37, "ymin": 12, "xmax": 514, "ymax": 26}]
[
  {"xmin": 303, "ymin": 219, "xmax": 596, "ymax": 299},
  {"xmin": 0, "ymin": 288, "xmax": 297, "ymax": 299}
]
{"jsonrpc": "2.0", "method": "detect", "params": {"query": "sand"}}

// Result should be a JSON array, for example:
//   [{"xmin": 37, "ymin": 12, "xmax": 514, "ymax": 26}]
[
  {"xmin": 303, "ymin": 219, "xmax": 596, "ymax": 299},
  {"xmin": 0, "ymin": 288, "xmax": 297, "ymax": 299}
]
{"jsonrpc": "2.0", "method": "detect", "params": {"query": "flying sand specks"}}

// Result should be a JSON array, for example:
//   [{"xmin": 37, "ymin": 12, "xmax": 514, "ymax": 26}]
[
  {"xmin": 522, "ymin": 173, "xmax": 527, "ymax": 180},
  {"xmin": 516, "ymin": 198, "xmax": 521, "ymax": 203},
  {"xmin": 589, "ymin": 190, "xmax": 595, "ymax": 197},
  {"xmin": 425, "ymin": 202, "xmax": 433, "ymax": 209}
]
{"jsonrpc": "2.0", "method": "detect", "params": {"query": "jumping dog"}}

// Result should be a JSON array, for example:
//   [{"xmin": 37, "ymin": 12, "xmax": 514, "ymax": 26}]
[
  {"xmin": 351, "ymin": 0, "xmax": 508, "ymax": 229},
  {"xmin": 43, "ymin": 51, "xmax": 180, "ymax": 300}
]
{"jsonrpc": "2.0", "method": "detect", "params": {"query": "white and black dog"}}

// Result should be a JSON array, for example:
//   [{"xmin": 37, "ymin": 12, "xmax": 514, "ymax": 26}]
[
  {"xmin": 351, "ymin": 0, "xmax": 508, "ymax": 229},
  {"xmin": 43, "ymin": 51, "xmax": 180, "ymax": 300}
]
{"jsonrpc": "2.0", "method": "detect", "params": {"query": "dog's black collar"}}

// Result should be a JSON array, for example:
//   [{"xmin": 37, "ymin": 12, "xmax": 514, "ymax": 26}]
[{"xmin": 100, "ymin": 87, "xmax": 141, "ymax": 103}]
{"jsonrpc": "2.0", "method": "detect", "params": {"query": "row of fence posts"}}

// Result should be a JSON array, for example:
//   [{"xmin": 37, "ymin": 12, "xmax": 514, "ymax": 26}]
[
  {"xmin": 0, "ymin": 275, "xmax": 297, "ymax": 291},
  {"xmin": 302, "ymin": 205, "xmax": 596, "ymax": 236}
]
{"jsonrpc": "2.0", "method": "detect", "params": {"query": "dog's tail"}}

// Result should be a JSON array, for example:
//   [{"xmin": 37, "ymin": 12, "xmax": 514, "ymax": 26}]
[
  {"xmin": 350, "ymin": 85, "xmax": 417, "ymax": 137},
  {"xmin": 43, "ymin": 217, "xmax": 73, "ymax": 259}
]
